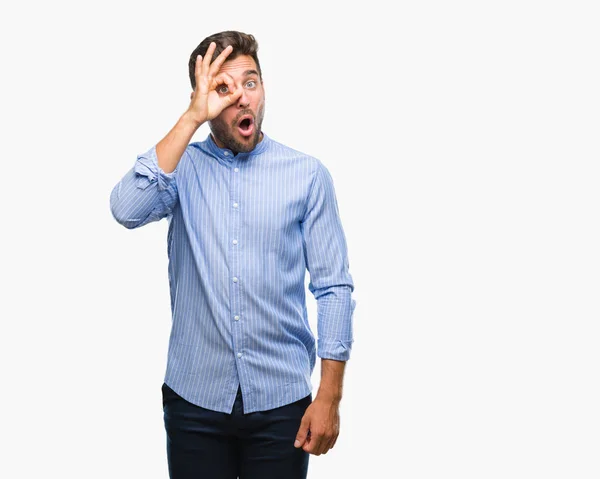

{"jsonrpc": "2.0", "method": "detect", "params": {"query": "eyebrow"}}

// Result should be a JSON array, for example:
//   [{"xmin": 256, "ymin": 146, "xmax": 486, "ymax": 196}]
[{"xmin": 243, "ymin": 69, "xmax": 260, "ymax": 77}]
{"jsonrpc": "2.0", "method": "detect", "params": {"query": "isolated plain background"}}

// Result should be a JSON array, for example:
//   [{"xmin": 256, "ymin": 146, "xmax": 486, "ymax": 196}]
[{"xmin": 1, "ymin": 1, "xmax": 599, "ymax": 477}]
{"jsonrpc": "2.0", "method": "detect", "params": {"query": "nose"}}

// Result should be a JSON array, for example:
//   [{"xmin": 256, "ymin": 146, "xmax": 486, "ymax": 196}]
[{"xmin": 237, "ymin": 88, "xmax": 250, "ymax": 109}]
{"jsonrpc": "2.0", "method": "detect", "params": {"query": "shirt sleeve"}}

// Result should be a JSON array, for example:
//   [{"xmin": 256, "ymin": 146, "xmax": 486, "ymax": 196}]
[
  {"xmin": 110, "ymin": 144, "xmax": 180, "ymax": 229},
  {"xmin": 301, "ymin": 159, "xmax": 356, "ymax": 361}
]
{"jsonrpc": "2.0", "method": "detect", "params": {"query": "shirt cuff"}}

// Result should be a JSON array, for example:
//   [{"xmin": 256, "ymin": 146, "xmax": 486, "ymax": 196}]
[
  {"xmin": 134, "ymin": 145, "xmax": 177, "ymax": 191},
  {"xmin": 317, "ymin": 338, "xmax": 354, "ymax": 361}
]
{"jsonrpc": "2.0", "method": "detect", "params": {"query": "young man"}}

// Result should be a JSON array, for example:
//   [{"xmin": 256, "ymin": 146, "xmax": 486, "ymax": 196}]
[{"xmin": 110, "ymin": 30, "xmax": 356, "ymax": 479}]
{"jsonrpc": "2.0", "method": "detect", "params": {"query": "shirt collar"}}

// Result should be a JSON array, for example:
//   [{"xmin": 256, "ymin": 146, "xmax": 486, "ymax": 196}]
[{"xmin": 205, "ymin": 131, "xmax": 271, "ymax": 163}]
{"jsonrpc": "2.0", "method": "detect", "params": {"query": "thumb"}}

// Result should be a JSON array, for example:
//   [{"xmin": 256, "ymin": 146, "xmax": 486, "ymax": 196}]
[
  {"xmin": 222, "ymin": 87, "xmax": 243, "ymax": 107},
  {"xmin": 294, "ymin": 416, "xmax": 310, "ymax": 448}
]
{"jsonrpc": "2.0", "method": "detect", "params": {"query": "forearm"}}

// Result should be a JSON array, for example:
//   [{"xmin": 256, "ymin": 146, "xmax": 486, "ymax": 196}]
[
  {"xmin": 156, "ymin": 112, "xmax": 202, "ymax": 174},
  {"xmin": 315, "ymin": 358, "xmax": 346, "ymax": 404},
  {"xmin": 110, "ymin": 112, "xmax": 197, "ymax": 228},
  {"xmin": 109, "ymin": 164, "xmax": 176, "ymax": 228}
]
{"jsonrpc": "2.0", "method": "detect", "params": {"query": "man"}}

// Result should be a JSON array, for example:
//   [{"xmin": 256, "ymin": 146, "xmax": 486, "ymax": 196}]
[{"xmin": 110, "ymin": 30, "xmax": 356, "ymax": 479}]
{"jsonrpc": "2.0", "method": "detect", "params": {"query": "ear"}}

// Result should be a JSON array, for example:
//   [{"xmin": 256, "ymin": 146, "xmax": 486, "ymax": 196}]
[{"xmin": 190, "ymin": 91, "xmax": 194, "ymax": 100}]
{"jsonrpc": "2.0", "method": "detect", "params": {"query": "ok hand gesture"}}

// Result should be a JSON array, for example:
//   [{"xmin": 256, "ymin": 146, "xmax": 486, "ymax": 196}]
[{"xmin": 187, "ymin": 42, "xmax": 243, "ymax": 125}]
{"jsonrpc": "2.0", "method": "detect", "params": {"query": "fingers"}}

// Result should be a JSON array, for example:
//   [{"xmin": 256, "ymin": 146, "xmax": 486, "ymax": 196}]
[
  {"xmin": 194, "ymin": 54, "xmax": 207, "ymax": 93},
  {"xmin": 329, "ymin": 434, "xmax": 338, "ymax": 450},
  {"xmin": 213, "ymin": 72, "xmax": 236, "ymax": 95},
  {"xmin": 201, "ymin": 41, "xmax": 217, "ymax": 75},
  {"xmin": 305, "ymin": 433, "xmax": 335, "ymax": 455},
  {"xmin": 212, "ymin": 72, "xmax": 242, "ymax": 107},
  {"xmin": 195, "ymin": 55, "xmax": 201, "ymax": 81},
  {"xmin": 302, "ymin": 427, "xmax": 338, "ymax": 455},
  {"xmin": 294, "ymin": 416, "xmax": 311, "ymax": 448},
  {"xmin": 223, "ymin": 87, "xmax": 243, "ymax": 106},
  {"xmin": 303, "ymin": 431, "xmax": 325, "ymax": 455},
  {"xmin": 195, "ymin": 42, "xmax": 236, "ymax": 95},
  {"xmin": 323, "ymin": 434, "xmax": 337, "ymax": 454},
  {"xmin": 324, "ymin": 421, "xmax": 340, "ymax": 452},
  {"xmin": 194, "ymin": 42, "xmax": 217, "ymax": 89},
  {"xmin": 209, "ymin": 44, "xmax": 233, "ymax": 77},
  {"xmin": 197, "ymin": 42, "xmax": 234, "ymax": 79}
]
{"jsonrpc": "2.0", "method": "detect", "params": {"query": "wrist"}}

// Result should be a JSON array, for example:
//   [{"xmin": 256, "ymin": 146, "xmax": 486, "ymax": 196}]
[
  {"xmin": 181, "ymin": 110, "xmax": 205, "ymax": 130},
  {"xmin": 315, "ymin": 389, "xmax": 342, "ymax": 404}
]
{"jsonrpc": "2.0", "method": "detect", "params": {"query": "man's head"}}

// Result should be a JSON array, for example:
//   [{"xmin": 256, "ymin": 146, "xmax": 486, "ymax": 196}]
[{"xmin": 189, "ymin": 31, "xmax": 265, "ymax": 154}]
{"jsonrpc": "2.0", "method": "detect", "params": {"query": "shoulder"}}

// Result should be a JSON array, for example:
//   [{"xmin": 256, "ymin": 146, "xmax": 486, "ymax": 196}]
[
  {"xmin": 265, "ymin": 136, "xmax": 325, "ymax": 176},
  {"xmin": 186, "ymin": 141, "xmax": 210, "ymax": 159}
]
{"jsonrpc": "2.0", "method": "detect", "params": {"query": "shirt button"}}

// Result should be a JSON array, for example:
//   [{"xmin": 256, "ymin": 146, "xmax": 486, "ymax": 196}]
[
  {"xmin": 232, "ymin": 239, "xmax": 238, "ymax": 245},
  {"xmin": 232, "ymin": 277, "xmax": 238, "ymax": 283},
  {"xmin": 234, "ymin": 315, "xmax": 240, "ymax": 321},
  {"xmin": 237, "ymin": 352, "xmax": 242, "ymax": 358},
  {"xmin": 224, "ymin": 151, "xmax": 230, "ymax": 156},
  {"xmin": 234, "ymin": 167, "xmax": 239, "ymax": 172},
  {"xmin": 233, "ymin": 202, "xmax": 239, "ymax": 208}
]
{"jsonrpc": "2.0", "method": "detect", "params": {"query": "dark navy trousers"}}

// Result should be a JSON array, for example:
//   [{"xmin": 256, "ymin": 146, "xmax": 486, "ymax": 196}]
[{"xmin": 162, "ymin": 382, "xmax": 312, "ymax": 479}]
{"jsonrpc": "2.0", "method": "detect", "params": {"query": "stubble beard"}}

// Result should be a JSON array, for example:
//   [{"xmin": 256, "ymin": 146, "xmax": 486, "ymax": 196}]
[{"xmin": 210, "ymin": 105, "xmax": 265, "ymax": 154}]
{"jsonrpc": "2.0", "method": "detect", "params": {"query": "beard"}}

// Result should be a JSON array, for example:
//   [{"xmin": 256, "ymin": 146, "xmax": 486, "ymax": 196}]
[{"xmin": 209, "ymin": 104, "xmax": 265, "ymax": 154}]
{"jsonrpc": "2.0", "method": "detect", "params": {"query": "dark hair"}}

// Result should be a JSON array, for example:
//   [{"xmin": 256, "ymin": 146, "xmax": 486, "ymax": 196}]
[{"xmin": 188, "ymin": 31, "xmax": 262, "ymax": 90}]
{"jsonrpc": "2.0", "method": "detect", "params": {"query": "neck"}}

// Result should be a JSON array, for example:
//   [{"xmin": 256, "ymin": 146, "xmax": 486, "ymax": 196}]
[{"xmin": 211, "ymin": 131, "xmax": 264, "ymax": 152}]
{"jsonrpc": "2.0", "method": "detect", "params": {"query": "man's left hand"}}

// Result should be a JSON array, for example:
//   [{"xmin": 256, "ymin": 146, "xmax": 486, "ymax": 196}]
[{"xmin": 293, "ymin": 397, "xmax": 340, "ymax": 455}]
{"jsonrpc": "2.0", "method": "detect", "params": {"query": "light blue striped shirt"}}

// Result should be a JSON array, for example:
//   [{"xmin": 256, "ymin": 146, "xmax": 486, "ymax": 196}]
[{"xmin": 110, "ymin": 132, "xmax": 356, "ymax": 413}]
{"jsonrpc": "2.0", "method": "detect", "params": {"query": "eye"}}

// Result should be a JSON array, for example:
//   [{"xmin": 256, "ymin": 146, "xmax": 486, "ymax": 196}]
[
  {"xmin": 246, "ymin": 80, "xmax": 256, "ymax": 88},
  {"xmin": 217, "ymin": 84, "xmax": 229, "ymax": 94}
]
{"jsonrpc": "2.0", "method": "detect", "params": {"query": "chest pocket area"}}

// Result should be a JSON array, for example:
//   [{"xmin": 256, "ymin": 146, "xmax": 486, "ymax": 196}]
[{"xmin": 245, "ymin": 196, "xmax": 301, "ymax": 253}]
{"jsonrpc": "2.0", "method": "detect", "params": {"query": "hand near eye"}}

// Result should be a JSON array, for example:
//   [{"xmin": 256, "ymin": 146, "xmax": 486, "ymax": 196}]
[{"xmin": 186, "ymin": 42, "xmax": 243, "ymax": 126}]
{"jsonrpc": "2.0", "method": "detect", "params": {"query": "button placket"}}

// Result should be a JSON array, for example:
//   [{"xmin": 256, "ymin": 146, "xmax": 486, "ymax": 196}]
[{"xmin": 230, "ymin": 158, "xmax": 244, "ymax": 368}]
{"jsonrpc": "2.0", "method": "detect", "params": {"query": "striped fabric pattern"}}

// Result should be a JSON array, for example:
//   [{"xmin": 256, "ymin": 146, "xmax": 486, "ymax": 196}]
[{"xmin": 110, "ymin": 132, "xmax": 356, "ymax": 413}]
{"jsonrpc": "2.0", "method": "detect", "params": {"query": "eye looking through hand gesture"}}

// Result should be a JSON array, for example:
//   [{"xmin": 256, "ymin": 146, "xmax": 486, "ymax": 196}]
[{"xmin": 187, "ymin": 41, "xmax": 243, "ymax": 126}]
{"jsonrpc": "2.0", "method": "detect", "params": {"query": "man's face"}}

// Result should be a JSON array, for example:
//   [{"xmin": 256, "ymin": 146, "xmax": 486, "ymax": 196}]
[{"xmin": 206, "ymin": 54, "xmax": 265, "ymax": 154}]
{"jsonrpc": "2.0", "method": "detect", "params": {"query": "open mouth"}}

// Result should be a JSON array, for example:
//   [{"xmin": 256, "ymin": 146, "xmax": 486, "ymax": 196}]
[{"xmin": 237, "ymin": 115, "xmax": 255, "ymax": 138}]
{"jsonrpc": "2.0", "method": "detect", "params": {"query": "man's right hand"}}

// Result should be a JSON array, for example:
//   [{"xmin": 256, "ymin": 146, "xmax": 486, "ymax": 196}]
[{"xmin": 186, "ymin": 41, "xmax": 243, "ymax": 126}]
